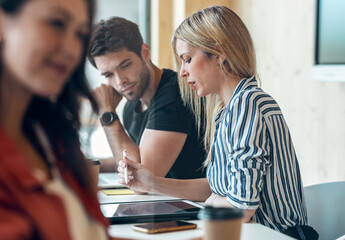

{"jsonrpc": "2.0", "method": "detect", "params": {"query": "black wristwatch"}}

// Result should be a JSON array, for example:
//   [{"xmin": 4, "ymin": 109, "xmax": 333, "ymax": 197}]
[{"xmin": 100, "ymin": 112, "xmax": 118, "ymax": 126}]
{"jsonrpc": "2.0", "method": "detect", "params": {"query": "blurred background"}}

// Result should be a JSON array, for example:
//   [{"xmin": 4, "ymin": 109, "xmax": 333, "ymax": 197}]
[{"xmin": 81, "ymin": 0, "xmax": 345, "ymax": 187}]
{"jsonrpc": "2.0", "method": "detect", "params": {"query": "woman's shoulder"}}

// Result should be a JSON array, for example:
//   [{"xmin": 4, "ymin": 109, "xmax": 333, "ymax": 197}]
[
  {"xmin": 234, "ymin": 87, "xmax": 274, "ymax": 103},
  {"xmin": 230, "ymin": 88, "xmax": 281, "ymax": 115}
]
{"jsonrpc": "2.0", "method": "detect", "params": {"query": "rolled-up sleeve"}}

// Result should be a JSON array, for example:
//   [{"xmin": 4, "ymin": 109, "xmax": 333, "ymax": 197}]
[{"xmin": 225, "ymin": 92, "xmax": 271, "ymax": 210}]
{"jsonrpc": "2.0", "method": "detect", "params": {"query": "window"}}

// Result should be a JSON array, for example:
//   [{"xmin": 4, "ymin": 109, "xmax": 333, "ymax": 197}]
[{"xmin": 313, "ymin": 0, "xmax": 345, "ymax": 82}]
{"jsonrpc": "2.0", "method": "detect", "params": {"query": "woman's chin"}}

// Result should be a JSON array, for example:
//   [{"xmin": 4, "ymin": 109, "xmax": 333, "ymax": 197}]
[
  {"xmin": 35, "ymin": 89, "xmax": 62, "ymax": 101},
  {"xmin": 197, "ymin": 90, "xmax": 207, "ymax": 97}
]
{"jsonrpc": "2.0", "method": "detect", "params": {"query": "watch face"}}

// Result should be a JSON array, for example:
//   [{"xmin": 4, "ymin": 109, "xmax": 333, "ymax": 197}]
[
  {"xmin": 102, "ymin": 112, "xmax": 113, "ymax": 123},
  {"xmin": 101, "ymin": 112, "xmax": 116, "ymax": 126}
]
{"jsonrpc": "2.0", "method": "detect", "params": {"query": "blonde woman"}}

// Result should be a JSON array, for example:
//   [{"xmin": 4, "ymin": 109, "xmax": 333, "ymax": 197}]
[{"xmin": 118, "ymin": 5, "xmax": 317, "ymax": 239}]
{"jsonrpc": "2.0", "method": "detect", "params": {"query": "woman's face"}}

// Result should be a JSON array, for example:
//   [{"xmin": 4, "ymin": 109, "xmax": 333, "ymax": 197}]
[
  {"xmin": 175, "ymin": 39, "xmax": 222, "ymax": 97},
  {"xmin": 0, "ymin": 0, "xmax": 89, "ymax": 98}
]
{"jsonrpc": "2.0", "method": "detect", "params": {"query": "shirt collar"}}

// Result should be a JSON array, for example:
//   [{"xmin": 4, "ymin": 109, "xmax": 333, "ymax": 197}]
[
  {"xmin": 214, "ymin": 76, "xmax": 258, "ymax": 124},
  {"xmin": 232, "ymin": 76, "xmax": 257, "ymax": 98}
]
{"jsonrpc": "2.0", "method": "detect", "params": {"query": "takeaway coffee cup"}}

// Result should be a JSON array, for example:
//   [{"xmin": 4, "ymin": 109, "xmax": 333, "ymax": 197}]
[
  {"xmin": 198, "ymin": 206, "xmax": 244, "ymax": 240},
  {"xmin": 89, "ymin": 159, "xmax": 100, "ymax": 188}
]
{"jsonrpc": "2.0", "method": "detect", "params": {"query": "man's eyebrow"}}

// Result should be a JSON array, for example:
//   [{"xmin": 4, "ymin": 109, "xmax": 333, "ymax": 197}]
[
  {"xmin": 118, "ymin": 58, "xmax": 131, "ymax": 67},
  {"xmin": 100, "ymin": 58, "xmax": 131, "ymax": 76},
  {"xmin": 100, "ymin": 71, "xmax": 109, "ymax": 76}
]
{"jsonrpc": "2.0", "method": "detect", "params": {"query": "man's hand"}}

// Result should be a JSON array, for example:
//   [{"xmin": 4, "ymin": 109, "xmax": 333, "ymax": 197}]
[{"xmin": 93, "ymin": 84, "xmax": 123, "ymax": 113}]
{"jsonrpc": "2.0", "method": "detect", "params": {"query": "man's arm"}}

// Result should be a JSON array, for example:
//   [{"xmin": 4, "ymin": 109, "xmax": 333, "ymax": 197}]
[
  {"xmin": 99, "ymin": 157, "xmax": 116, "ymax": 172},
  {"xmin": 139, "ymin": 129, "xmax": 187, "ymax": 176},
  {"xmin": 93, "ymin": 84, "xmax": 139, "ymax": 168},
  {"xmin": 101, "ymin": 122, "xmax": 187, "ymax": 177},
  {"xmin": 101, "ymin": 117, "xmax": 140, "ymax": 166},
  {"xmin": 94, "ymin": 84, "xmax": 188, "ymax": 177}
]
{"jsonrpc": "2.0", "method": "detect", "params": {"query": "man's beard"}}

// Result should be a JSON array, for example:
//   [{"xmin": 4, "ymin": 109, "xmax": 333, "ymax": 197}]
[{"xmin": 126, "ymin": 62, "xmax": 150, "ymax": 101}]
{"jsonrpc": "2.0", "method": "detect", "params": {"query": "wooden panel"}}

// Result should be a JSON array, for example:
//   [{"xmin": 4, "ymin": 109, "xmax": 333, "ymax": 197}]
[
  {"xmin": 185, "ymin": 0, "xmax": 238, "ymax": 16},
  {"xmin": 151, "ymin": 0, "xmax": 240, "ymax": 69},
  {"xmin": 151, "ymin": 0, "xmax": 174, "ymax": 69}
]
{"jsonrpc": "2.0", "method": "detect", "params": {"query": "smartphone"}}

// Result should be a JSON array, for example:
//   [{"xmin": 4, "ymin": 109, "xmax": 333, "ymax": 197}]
[{"xmin": 132, "ymin": 220, "xmax": 197, "ymax": 234}]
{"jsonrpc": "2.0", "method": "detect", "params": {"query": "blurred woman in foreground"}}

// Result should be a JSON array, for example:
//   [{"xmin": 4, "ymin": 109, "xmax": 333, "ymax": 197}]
[{"xmin": 0, "ymin": 0, "xmax": 130, "ymax": 239}]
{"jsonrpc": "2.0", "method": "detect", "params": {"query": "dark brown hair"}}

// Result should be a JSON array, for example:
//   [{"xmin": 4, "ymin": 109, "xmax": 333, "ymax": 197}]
[{"xmin": 88, "ymin": 17, "xmax": 143, "ymax": 68}]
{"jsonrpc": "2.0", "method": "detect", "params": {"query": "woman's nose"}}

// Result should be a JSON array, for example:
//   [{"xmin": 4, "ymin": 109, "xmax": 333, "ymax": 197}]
[{"xmin": 180, "ymin": 67, "xmax": 189, "ymax": 78}]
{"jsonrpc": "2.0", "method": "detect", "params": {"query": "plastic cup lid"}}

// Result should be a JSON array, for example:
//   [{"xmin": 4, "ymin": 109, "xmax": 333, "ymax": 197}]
[{"xmin": 198, "ymin": 206, "xmax": 244, "ymax": 220}]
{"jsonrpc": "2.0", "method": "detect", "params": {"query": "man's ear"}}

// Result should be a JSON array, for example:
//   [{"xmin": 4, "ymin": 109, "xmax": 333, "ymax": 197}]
[{"xmin": 140, "ymin": 43, "xmax": 151, "ymax": 63}]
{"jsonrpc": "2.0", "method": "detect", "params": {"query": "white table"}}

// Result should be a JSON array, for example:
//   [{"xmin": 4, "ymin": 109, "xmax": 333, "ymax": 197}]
[
  {"xmin": 107, "ymin": 221, "xmax": 294, "ymax": 240},
  {"xmin": 98, "ymin": 173, "xmax": 294, "ymax": 240}
]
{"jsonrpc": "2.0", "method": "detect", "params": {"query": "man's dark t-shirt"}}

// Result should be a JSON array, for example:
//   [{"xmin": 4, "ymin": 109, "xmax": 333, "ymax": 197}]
[{"xmin": 123, "ymin": 69, "xmax": 206, "ymax": 179}]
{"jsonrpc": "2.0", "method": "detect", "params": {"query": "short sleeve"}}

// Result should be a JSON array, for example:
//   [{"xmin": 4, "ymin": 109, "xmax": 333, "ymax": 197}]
[{"xmin": 146, "ymin": 71, "xmax": 192, "ymax": 134}]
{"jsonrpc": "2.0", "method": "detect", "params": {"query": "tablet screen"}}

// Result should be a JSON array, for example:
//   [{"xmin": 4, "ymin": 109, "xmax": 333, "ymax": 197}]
[{"xmin": 101, "ymin": 200, "xmax": 202, "ymax": 218}]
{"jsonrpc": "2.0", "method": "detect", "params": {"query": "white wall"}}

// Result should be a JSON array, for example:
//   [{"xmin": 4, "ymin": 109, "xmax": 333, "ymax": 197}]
[
  {"xmin": 86, "ymin": 0, "xmax": 140, "ymax": 89},
  {"xmin": 237, "ymin": 0, "xmax": 345, "ymax": 186}
]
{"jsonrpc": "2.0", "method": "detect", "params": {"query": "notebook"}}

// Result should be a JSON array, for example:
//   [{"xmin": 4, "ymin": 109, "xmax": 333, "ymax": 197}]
[
  {"xmin": 98, "ymin": 173, "xmax": 124, "ymax": 189},
  {"xmin": 100, "ymin": 200, "xmax": 204, "ymax": 224}
]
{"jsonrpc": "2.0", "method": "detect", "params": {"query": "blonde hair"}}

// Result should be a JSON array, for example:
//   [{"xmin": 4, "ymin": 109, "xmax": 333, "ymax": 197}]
[{"xmin": 172, "ymin": 5, "xmax": 257, "ymax": 166}]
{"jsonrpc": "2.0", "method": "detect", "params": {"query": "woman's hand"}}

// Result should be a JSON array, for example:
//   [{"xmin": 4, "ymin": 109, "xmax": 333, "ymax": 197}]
[{"xmin": 117, "ymin": 156, "xmax": 155, "ymax": 193}]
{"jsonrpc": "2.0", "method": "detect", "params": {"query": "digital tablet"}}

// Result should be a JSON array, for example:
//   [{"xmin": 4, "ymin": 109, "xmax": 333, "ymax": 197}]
[{"xmin": 100, "ymin": 200, "xmax": 204, "ymax": 224}]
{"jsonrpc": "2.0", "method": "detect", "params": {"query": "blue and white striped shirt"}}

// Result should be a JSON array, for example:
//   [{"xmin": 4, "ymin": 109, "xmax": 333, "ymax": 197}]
[{"xmin": 207, "ymin": 77, "xmax": 307, "ymax": 232}]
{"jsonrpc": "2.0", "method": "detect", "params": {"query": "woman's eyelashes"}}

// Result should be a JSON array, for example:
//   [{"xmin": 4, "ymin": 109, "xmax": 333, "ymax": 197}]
[
  {"xmin": 48, "ymin": 18, "xmax": 87, "ymax": 41},
  {"xmin": 185, "ymin": 58, "xmax": 191, "ymax": 64},
  {"xmin": 76, "ymin": 31, "xmax": 88, "ymax": 41},
  {"xmin": 49, "ymin": 18, "xmax": 66, "ymax": 30}
]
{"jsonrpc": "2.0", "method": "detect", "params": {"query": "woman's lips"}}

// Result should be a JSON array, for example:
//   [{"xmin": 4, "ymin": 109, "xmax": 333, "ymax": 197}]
[
  {"xmin": 188, "ymin": 81, "xmax": 196, "ymax": 90},
  {"xmin": 47, "ymin": 61, "xmax": 69, "ymax": 76}
]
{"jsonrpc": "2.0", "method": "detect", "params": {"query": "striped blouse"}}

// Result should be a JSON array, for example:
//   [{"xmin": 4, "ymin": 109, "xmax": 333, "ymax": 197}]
[{"xmin": 206, "ymin": 77, "xmax": 307, "ymax": 232}]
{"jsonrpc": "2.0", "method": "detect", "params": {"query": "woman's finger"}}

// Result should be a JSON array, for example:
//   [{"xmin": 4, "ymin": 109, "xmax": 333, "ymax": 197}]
[
  {"xmin": 117, "ymin": 166, "xmax": 124, "ymax": 173},
  {"xmin": 123, "ymin": 156, "xmax": 142, "ymax": 170}
]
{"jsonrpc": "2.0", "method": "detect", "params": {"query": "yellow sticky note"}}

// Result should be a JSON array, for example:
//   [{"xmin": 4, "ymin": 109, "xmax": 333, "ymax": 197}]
[{"xmin": 102, "ymin": 189, "xmax": 135, "ymax": 195}]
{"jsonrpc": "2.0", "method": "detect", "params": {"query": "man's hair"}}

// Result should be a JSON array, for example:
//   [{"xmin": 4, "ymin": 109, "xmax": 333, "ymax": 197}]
[{"xmin": 88, "ymin": 17, "xmax": 143, "ymax": 68}]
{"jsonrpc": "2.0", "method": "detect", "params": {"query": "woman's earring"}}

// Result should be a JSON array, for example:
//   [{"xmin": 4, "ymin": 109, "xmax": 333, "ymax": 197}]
[
  {"xmin": 222, "ymin": 60, "xmax": 229, "ymax": 71},
  {"xmin": 220, "ymin": 60, "xmax": 226, "ymax": 71}
]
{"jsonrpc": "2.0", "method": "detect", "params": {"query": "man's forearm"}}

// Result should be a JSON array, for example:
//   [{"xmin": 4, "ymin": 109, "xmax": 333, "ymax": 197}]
[{"xmin": 102, "ymin": 118, "xmax": 140, "ymax": 166}]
